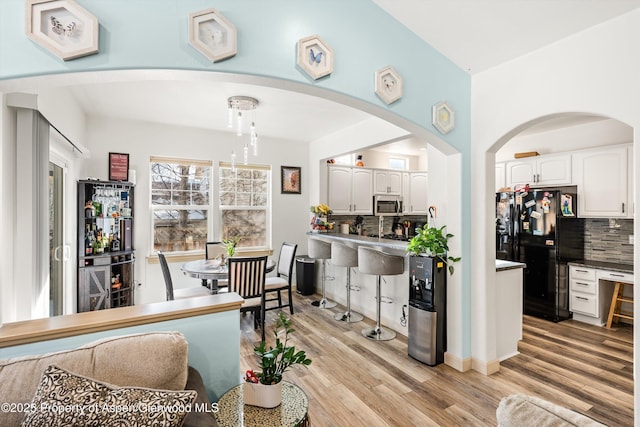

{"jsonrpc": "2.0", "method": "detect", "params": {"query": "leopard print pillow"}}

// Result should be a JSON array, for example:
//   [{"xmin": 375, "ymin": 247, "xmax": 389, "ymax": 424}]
[{"xmin": 21, "ymin": 365, "xmax": 197, "ymax": 427}]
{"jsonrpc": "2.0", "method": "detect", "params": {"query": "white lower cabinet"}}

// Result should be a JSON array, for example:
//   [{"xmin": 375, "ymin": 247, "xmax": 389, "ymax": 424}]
[{"xmin": 570, "ymin": 265, "xmax": 632, "ymax": 326}]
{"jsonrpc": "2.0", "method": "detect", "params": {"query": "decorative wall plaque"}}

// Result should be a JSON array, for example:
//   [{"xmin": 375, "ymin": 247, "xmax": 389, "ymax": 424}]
[
  {"xmin": 25, "ymin": 0, "xmax": 99, "ymax": 61},
  {"xmin": 374, "ymin": 66, "xmax": 403, "ymax": 105},
  {"xmin": 188, "ymin": 8, "xmax": 237, "ymax": 63},
  {"xmin": 296, "ymin": 35, "xmax": 334, "ymax": 80},
  {"xmin": 432, "ymin": 101, "xmax": 455, "ymax": 134}
]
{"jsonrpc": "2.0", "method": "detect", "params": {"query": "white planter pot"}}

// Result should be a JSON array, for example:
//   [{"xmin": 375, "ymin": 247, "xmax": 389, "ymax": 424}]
[{"xmin": 243, "ymin": 381, "xmax": 282, "ymax": 408}]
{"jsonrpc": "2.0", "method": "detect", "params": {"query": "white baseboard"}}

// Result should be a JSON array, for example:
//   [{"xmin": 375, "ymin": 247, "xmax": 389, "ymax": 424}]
[
  {"xmin": 472, "ymin": 357, "xmax": 501, "ymax": 375},
  {"xmin": 444, "ymin": 352, "xmax": 472, "ymax": 372}
]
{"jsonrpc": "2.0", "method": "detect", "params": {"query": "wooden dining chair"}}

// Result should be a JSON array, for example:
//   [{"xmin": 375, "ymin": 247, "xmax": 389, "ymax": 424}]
[
  {"xmin": 227, "ymin": 255, "xmax": 268, "ymax": 341},
  {"xmin": 158, "ymin": 251, "xmax": 211, "ymax": 301},
  {"xmin": 264, "ymin": 242, "xmax": 298, "ymax": 314}
]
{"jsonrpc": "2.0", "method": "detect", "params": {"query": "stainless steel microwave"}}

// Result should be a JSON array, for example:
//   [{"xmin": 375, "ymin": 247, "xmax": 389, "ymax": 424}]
[{"xmin": 374, "ymin": 194, "xmax": 403, "ymax": 216}]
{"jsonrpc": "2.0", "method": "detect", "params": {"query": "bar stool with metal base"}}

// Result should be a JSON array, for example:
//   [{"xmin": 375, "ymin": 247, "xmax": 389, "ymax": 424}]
[
  {"xmin": 358, "ymin": 246, "xmax": 404, "ymax": 340},
  {"xmin": 308, "ymin": 239, "xmax": 337, "ymax": 309},
  {"xmin": 331, "ymin": 242, "xmax": 364, "ymax": 322}
]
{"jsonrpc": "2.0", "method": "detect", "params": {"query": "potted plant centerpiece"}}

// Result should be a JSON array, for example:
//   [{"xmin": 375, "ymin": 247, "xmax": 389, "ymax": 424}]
[
  {"xmin": 406, "ymin": 224, "xmax": 461, "ymax": 275},
  {"xmin": 220, "ymin": 236, "xmax": 242, "ymax": 264},
  {"xmin": 243, "ymin": 312, "xmax": 312, "ymax": 408}
]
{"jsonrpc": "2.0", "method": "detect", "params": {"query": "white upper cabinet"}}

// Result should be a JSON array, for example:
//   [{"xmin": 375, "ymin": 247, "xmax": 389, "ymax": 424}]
[
  {"xmin": 327, "ymin": 166, "xmax": 373, "ymax": 215},
  {"xmin": 327, "ymin": 166, "xmax": 352, "ymax": 214},
  {"xmin": 352, "ymin": 168, "xmax": 374, "ymax": 214},
  {"xmin": 506, "ymin": 153, "xmax": 571, "ymax": 188},
  {"xmin": 373, "ymin": 170, "xmax": 402, "ymax": 194},
  {"xmin": 572, "ymin": 146, "xmax": 629, "ymax": 218},
  {"xmin": 495, "ymin": 162, "xmax": 506, "ymax": 192},
  {"xmin": 402, "ymin": 172, "xmax": 410, "ymax": 213},
  {"xmin": 408, "ymin": 172, "xmax": 428, "ymax": 214}
]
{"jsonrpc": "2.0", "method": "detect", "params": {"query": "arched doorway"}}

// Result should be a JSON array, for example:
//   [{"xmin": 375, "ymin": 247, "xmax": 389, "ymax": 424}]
[{"xmin": 488, "ymin": 112, "xmax": 634, "ymax": 425}]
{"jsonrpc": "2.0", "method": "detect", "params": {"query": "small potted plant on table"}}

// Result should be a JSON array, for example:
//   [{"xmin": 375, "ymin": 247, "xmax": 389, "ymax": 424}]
[{"xmin": 244, "ymin": 312, "xmax": 312, "ymax": 408}]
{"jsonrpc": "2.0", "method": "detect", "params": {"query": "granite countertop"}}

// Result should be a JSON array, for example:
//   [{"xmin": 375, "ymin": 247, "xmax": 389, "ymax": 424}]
[
  {"xmin": 495, "ymin": 259, "xmax": 526, "ymax": 271},
  {"xmin": 568, "ymin": 260, "xmax": 634, "ymax": 274},
  {"xmin": 306, "ymin": 231, "xmax": 409, "ymax": 252}
]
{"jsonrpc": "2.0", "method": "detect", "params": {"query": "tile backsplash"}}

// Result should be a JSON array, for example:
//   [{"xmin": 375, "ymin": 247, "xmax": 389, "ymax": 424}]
[
  {"xmin": 329, "ymin": 215, "xmax": 428, "ymax": 236},
  {"xmin": 584, "ymin": 218, "xmax": 634, "ymax": 265}
]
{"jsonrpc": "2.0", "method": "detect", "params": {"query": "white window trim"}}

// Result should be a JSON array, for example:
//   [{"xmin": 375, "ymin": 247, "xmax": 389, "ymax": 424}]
[
  {"xmin": 218, "ymin": 162, "xmax": 272, "ymax": 251},
  {"xmin": 149, "ymin": 157, "xmax": 213, "ymax": 256}
]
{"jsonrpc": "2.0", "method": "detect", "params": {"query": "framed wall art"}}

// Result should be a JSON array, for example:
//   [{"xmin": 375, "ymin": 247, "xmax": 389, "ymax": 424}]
[
  {"xmin": 281, "ymin": 166, "xmax": 301, "ymax": 194},
  {"xmin": 188, "ymin": 8, "xmax": 237, "ymax": 63},
  {"xmin": 296, "ymin": 35, "xmax": 333, "ymax": 80},
  {"xmin": 109, "ymin": 152, "xmax": 129, "ymax": 182},
  {"xmin": 432, "ymin": 101, "xmax": 455, "ymax": 134},
  {"xmin": 25, "ymin": 0, "xmax": 99, "ymax": 61},
  {"xmin": 375, "ymin": 66, "xmax": 403, "ymax": 105}
]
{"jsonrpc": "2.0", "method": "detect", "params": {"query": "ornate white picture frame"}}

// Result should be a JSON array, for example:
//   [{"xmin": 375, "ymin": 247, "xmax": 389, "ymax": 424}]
[
  {"xmin": 432, "ymin": 101, "xmax": 455, "ymax": 134},
  {"xmin": 297, "ymin": 35, "xmax": 334, "ymax": 80},
  {"xmin": 188, "ymin": 8, "xmax": 237, "ymax": 63},
  {"xmin": 25, "ymin": 0, "xmax": 99, "ymax": 61},
  {"xmin": 374, "ymin": 66, "xmax": 403, "ymax": 105}
]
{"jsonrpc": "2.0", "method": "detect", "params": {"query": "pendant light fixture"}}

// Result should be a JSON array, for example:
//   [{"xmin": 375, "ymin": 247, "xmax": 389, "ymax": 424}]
[{"xmin": 227, "ymin": 96, "xmax": 259, "ymax": 171}]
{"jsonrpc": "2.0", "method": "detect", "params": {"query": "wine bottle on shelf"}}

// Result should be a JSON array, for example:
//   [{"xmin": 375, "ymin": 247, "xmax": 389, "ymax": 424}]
[
  {"xmin": 85, "ymin": 225, "xmax": 93, "ymax": 255},
  {"xmin": 94, "ymin": 229, "xmax": 104, "ymax": 254}
]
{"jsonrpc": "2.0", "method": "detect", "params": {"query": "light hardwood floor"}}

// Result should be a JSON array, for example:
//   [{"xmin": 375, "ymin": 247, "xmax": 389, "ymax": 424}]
[{"xmin": 238, "ymin": 293, "xmax": 633, "ymax": 426}]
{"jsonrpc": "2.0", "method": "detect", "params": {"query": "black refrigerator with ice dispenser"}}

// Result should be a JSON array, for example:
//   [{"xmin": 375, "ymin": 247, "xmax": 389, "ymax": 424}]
[{"xmin": 515, "ymin": 188, "xmax": 584, "ymax": 322}]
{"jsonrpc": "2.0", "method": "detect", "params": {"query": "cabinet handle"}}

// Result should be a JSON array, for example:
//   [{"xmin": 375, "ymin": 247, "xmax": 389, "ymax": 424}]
[
  {"xmin": 575, "ymin": 282, "xmax": 589, "ymax": 286},
  {"xmin": 576, "ymin": 296, "xmax": 589, "ymax": 301},
  {"xmin": 622, "ymin": 203, "xmax": 625, "ymax": 213},
  {"xmin": 610, "ymin": 273, "xmax": 625, "ymax": 277},
  {"xmin": 575, "ymin": 269, "xmax": 589, "ymax": 273}
]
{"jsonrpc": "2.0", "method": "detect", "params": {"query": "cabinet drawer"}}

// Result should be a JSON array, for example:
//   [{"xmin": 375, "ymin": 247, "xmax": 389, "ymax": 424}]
[
  {"xmin": 570, "ymin": 292, "xmax": 597, "ymax": 316},
  {"xmin": 570, "ymin": 279, "xmax": 596, "ymax": 295},
  {"xmin": 597, "ymin": 270, "xmax": 633, "ymax": 284},
  {"xmin": 570, "ymin": 266, "xmax": 596, "ymax": 281}
]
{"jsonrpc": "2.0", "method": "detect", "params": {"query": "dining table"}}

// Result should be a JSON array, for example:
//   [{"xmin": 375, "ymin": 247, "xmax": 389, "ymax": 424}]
[{"xmin": 181, "ymin": 258, "xmax": 276, "ymax": 293}]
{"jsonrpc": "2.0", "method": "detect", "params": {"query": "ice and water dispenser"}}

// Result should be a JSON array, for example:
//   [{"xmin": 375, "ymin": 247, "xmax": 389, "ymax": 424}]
[{"xmin": 408, "ymin": 255, "xmax": 447, "ymax": 366}]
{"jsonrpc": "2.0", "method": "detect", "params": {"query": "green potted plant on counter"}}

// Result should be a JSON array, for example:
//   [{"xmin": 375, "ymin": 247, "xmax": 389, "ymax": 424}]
[
  {"xmin": 406, "ymin": 224, "xmax": 461, "ymax": 275},
  {"xmin": 244, "ymin": 311, "xmax": 312, "ymax": 408}
]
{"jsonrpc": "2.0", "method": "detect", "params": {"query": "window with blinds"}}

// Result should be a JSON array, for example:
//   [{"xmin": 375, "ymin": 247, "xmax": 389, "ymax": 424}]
[
  {"xmin": 150, "ymin": 157, "xmax": 212, "ymax": 253},
  {"xmin": 219, "ymin": 163, "xmax": 271, "ymax": 250}
]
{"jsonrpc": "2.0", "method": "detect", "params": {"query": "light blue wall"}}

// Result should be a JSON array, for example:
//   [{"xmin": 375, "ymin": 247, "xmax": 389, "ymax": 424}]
[
  {"xmin": 0, "ymin": 0, "xmax": 473, "ymax": 355},
  {"xmin": 0, "ymin": 310, "xmax": 241, "ymax": 401}
]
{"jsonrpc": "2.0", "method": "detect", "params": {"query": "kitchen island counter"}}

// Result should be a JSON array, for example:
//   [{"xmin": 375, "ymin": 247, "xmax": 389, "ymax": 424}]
[
  {"xmin": 306, "ymin": 232, "xmax": 409, "ymax": 339},
  {"xmin": 495, "ymin": 259, "xmax": 525, "ymax": 361},
  {"xmin": 496, "ymin": 259, "xmax": 526, "ymax": 272},
  {"xmin": 307, "ymin": 232, "xmax": 408, "ymax": 252}
]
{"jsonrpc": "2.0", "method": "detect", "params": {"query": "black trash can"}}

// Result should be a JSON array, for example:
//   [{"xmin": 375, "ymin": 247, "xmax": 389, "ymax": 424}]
[{"xmin": 296, "ymin": 256, "xmax": 316, "ymax": 295}]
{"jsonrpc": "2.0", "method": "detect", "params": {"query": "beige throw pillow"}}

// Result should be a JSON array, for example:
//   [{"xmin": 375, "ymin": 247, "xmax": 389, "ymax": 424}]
[{"xmin": 21, "ymin": 365, "xmax": 197, "ymax": 427}]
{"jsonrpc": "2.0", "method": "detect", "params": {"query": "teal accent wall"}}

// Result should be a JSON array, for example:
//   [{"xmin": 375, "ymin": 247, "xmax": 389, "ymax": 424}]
[
  {"xmin": 0, "ymin": 310, "xmax": 240, "ymax": 401},
  {"xmin": 0, "ymin": 0, "xmax": 472, "ymax": 356}
]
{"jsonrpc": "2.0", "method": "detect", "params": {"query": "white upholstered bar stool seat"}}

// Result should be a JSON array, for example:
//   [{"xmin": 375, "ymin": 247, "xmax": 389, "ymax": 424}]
[
  {"xmin": 358, "ymin": 246, "xmax": 404, "ymax": 341},
  {"xmin": 308, "ymin": 238, "xmax": 337, "ymax": 309},
  {"xmin": 331, "ymin": 242, "xmax": 364, "ymax": 322}
]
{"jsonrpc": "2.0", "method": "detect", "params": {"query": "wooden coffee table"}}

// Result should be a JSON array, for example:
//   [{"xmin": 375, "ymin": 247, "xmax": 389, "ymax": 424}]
[{"xmin": 215, "ymin": 381, "xmax": 309, "ymax": 427}]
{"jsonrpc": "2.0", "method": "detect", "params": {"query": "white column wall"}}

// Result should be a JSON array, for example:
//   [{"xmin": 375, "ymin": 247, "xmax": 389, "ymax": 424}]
[{"xmin": 471, "ymin": 8, "xmax": 640, "ymax": 419}]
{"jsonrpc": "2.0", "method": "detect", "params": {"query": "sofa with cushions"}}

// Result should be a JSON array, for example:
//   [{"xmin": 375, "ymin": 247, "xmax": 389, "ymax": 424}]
[{"xmin": 0, "ymin": 331, "xmax": 217, "ymax": 427}]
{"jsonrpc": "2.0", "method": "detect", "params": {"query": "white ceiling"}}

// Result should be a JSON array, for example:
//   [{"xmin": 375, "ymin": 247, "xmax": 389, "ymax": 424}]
[
  {"xmin": 13, "ymin": 1, "xmax": 639, "ymax": 152},
  {"xmin": 373, "ymin": 0, "xmax": 640, "ymax": 74}
]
